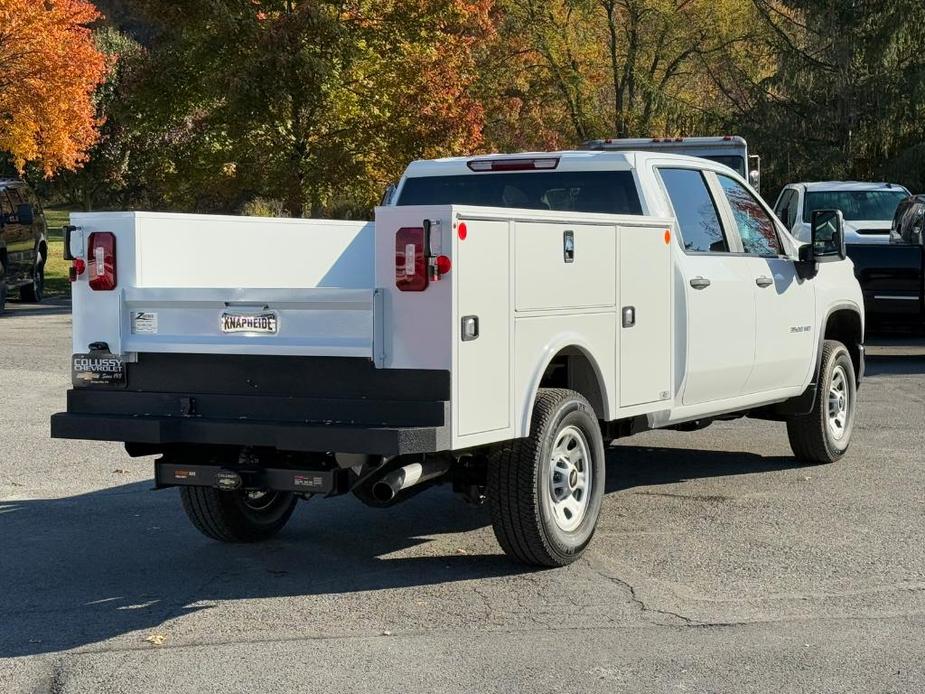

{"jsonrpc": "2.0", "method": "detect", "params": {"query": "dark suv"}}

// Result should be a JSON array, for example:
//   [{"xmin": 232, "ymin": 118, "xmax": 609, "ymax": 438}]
[{"xmin": 0, "ymin": 179, "xmax": 47, "ymax": 312}]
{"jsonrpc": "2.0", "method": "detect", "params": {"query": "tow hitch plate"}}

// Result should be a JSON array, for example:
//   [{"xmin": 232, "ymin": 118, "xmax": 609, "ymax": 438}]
[{"xmin": 155, "ymin": 462, "xmax": 349, "ymax": 496}]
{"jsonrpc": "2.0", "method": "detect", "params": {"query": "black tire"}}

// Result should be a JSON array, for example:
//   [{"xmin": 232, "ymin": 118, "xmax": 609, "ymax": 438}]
[
  {"xmin": 180, "ymin": 486, "xmax": 297, "ymax": 542},
  {"xmin": 487, "ymin": 388, "xmax": 606, "ymax": 567},
  {"xmin": 19, "ymin": 260, "xmax": 43, "ymax": 303},
  {"xmin": 786, "ymin": 340, "xmax": 857, "ymax": 464},
  {"xmin": 0, "ymin": 255, "xmax": 7, "ymax": 314}
]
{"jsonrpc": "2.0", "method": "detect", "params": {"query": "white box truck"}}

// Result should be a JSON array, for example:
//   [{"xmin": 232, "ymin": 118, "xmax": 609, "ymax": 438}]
[{"xmin": 52, "ymin": 151, "xmax": 864, "ymax": 567}]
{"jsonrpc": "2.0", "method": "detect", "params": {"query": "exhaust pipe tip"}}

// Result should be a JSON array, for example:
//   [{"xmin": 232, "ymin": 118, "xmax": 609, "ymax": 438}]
[{"xmin": 371, "ymin": 480, "xmax": 398, "ymax": 504}]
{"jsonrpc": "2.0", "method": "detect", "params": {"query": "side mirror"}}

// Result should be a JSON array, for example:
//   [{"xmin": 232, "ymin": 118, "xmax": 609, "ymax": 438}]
[
  {"xmin": 14, "ymin": 203, "xmax": 34, "ymax": 226},
  {"xmin": 811, "ymin": 209, "xmax": 846, "ymax": 260},
  {"xmin": 748, "ymin": 169, "xmax": 760, "ymax": 189}
]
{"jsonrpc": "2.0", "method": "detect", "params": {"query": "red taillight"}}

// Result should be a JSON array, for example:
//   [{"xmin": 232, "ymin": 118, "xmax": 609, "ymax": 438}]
[
  {"xmin": 87, "ymin": 232, "xmax": 117, "ymax": 291},
  {"xmin": 435, "ymin": 255, "xmax": 452, "ymax": 275},
  {"xmin": 395, "ymin": 227, "xmax": 428, "ymax": 292},
  {"xmin": 69, "ymin": 258, "xmax": 86, "ymax": 282}
]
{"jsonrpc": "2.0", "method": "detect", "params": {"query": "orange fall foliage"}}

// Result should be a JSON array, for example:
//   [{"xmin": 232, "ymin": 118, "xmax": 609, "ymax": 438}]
[{"xmin": 0, "ymin": 0, "xmax": 107, "ymax": 175}]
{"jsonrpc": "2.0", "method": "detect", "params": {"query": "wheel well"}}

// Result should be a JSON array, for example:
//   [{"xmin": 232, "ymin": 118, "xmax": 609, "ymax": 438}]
[
  {"xmin": 824, "ymin": 309, "xmax": 862, "ymax": 377},
  {"xmin": 38, "ymin": 240, "xmax": 47, "ymax": 264},
  {"xmin": 538, "ymin": 347, "xmax": 606, "ymax": 420}
]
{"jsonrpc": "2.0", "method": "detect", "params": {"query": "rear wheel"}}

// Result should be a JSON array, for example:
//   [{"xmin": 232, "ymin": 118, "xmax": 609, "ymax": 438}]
[
  {"xmin": 786, "ymin": 340, "xmax": 857, "ymax": 464},
  {"xmin": 487, "ymin": 388, "xmax": 605, "ymax": 567},
  {"xmin": 181, "ymin": 486, "xmax": 297, "ymax": 542},
  {"xmin": 19, "ymin": 258, "xmax": 44, "ymax": 303}
]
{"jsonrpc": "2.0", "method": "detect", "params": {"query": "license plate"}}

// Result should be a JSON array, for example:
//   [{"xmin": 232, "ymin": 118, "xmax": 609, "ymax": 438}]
[
  {"xmin": 220, "ymin": 311, "xmax": 278, "ymax": 335},
  {"xmin": 72, "ymin": 353, "xmax": 126, "ymax": 387}
]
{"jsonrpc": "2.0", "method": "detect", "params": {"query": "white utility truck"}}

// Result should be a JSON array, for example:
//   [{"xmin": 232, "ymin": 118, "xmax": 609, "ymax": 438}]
[{"xmin": 52, "ymin": 151, "xmax": 864, "ymax": 567}]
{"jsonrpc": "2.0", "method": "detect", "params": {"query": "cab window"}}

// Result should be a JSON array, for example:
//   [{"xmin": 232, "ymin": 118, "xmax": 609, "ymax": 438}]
[
  {"xmin": 774, "ymin": 189, "xmax": 797, "ymax": 230},
  {"xmin": 717, "ymin": 175, "xmax": 782, "ymax": 256},
  {"xmin": 657, "ymin": 168, "xmax": 728, "ymax": 253}
]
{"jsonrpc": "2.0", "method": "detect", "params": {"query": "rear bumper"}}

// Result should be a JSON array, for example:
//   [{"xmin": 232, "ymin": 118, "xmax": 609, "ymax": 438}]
[
  {"xmin": 51, "ymin": 411, "xmax": 448, "ymax": 456},
  {"xmin": 51, "ymin": 353, "xmax": 451, "ymax": 456}
]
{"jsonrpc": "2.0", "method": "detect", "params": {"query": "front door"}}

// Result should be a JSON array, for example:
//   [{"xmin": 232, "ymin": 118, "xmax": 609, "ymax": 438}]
[
  {"xmin": 714, "ymin": 174, "xmax": 816, "ymax": 393},
  {"xmin": 656, "ymin": 167, "xmax": 757, "ymax": 406}
]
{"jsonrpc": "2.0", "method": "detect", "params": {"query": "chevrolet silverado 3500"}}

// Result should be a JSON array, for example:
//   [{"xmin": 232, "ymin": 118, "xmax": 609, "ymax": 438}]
[{"xmin": 52, "ymin": 151, "xmax": 865, "ymax": 567}]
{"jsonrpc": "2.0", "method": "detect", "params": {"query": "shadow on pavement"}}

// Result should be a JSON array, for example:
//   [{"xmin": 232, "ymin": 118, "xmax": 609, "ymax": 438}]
[
  {"xmin": 606, "ymin": 444, "xmax": 799, "ymax": 493},
  {"xmin": 0, "ymin": 297, "xmax": 71, "ymax": 318},
  {"xmin": 864, "ymin": 353, "xmax": 925, "ymax": 376},
  {"xmin": 2, "ymin": 443, "xmax": 799, "ymax": 657}
]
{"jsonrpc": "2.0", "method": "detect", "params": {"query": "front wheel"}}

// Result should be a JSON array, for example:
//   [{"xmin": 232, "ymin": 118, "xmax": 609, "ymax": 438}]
[
  {"xmin": 181, "ymin": 486, "xmax": 297, "ymax": 542},
  {"xmin": 487, "ymin": 388, "xmax": 605, "ymax": 567},
  {"xmin": 786, "ymin": 340, "xmax": 857, "ymax": 464}
]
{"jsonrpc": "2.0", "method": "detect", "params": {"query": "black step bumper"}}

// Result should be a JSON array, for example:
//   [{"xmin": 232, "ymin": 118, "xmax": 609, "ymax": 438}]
[
  {"xmin": 51, "ymin": 411, "xmax": 448, "ymax": 456},
  {"xmin": 51, "ymin": 353, "xmax": 451, "ymax": 456}
]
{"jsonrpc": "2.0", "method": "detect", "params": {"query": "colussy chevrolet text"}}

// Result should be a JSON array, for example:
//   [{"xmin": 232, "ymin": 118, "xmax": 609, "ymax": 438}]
[{"xmin": 52, "ymin": 151, "xmax": 864, "ymax": 567}]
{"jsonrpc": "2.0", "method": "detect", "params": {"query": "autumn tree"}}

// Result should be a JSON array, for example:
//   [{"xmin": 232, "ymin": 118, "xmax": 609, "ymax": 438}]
[
  {"xmin": 479, "ymin": 0, "xmax": 766, "ymax": 150},
  {"xmin": 125, "ymin": 0, "xmax": 492, "ymax": 217},
  {"xmin": 0, "ymin": 0, "xmax": 107, "ymax": 174}
]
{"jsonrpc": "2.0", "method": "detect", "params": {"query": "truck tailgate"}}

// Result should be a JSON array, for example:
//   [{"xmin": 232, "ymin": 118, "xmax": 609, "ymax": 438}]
[{"xmin": 121, "ymin": 287, "xmax": 383, "ymax": 359}]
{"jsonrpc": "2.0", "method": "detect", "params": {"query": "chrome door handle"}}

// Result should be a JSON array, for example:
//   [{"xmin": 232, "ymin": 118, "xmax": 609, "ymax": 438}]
[
  {"xmin": 689, "ymin": 277, "xmax": 711, "ymax": 290},
  {"xmin": 755, "ymin": 276, "xmax": 773, "ymax": 288}
]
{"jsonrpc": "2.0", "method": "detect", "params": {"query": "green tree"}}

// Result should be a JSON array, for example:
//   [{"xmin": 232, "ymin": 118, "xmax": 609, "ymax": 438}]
[{"xmin": 729, "ymin": 0, "xmax": 925, "ymax": 194}]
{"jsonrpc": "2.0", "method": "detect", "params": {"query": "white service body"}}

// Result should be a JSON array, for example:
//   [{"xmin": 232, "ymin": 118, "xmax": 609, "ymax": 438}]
[{"xmin": 66, "ymin": 151, "xmax": 863, "ymax": 454}]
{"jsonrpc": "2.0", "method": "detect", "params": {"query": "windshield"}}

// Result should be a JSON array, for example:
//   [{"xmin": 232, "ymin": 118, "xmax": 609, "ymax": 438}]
[
  {"xmin": 396, "ymin": 171, "xmax": 642, "ymax": 215},
  {"xmin": 703, "ymin": 155, "xmax": 746, "ymax": 177},
  {"xmin": 802, "ymin": 190, "xmax": 907, "ymax": 222}
]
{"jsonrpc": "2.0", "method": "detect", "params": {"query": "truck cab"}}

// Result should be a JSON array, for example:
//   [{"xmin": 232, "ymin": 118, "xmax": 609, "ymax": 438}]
[
  {"xmin": 773, "ymin": 181, "xmax": 909, "ymax": 245},
  {"xmin": 52, "ymin": 151, "xmax": 864, "ymax": 567}
]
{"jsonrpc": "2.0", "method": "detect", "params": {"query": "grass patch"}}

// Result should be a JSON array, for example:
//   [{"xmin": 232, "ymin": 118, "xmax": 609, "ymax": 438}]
[
  {"xmin": 41, "ymin": 207, "xmax": 78, "ymax": 297},
  {"xmin": 44, "ymin": 207, "xmax": 72, "ymax": 238},
  {"xmin": 44, "ymin": 239, "xmax": 71, "ymax": 297}
]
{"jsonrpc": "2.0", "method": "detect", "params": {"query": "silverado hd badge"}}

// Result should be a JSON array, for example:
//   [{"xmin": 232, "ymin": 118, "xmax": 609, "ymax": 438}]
[
  {"xmin": 220, "ymin": 310, "xmax": 279, "ymax": 335},
  {"xmin": 72, "ymin": 353, "xmax": 126, "ymax": 387}
]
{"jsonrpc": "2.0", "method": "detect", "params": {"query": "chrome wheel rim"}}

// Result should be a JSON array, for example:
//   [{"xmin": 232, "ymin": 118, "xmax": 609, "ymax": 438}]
[
  {"xmin": 827, "ymin": 365, "xmax": 850, "ymax": 441},
  {"xmin": 548, "ymin": 425, "xmax": 592, "ymax": 532}
]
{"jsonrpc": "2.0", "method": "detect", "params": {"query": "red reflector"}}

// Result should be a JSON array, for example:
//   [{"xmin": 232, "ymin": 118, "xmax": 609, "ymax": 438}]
[
  {"xmin": 467, "ymin": 157, "xmax": 559, "ymax": 172},
  {"xmin": 435, "ymin": 255, "xmax": 451, "ymax": 274},
  {"xmin": 457, "ymin": 223, "xmax": 467, "ymax": 240},
  {"xmin": 395, "ymin": 227, "xmax": 428, "ymax": 292},
  {"xmin": 71, "ymin": 258, "xmax": 86, "ymax": 282},
  {"xmin": 88, "ymin": 232, "xmax": 117, "ymax": 291}
]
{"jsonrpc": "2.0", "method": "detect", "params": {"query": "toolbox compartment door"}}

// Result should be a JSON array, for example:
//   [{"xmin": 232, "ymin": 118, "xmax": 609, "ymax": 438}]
[
  {"xmin": 454, "ymin": 219, "xmax": 512, "ymax": 438},
  {"xmin": 618, "ymin": 225, "xmax": 672, "ymax": 407}
]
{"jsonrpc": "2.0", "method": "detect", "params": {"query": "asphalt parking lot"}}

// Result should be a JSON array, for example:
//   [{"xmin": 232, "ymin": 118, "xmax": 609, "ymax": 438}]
[{"xmin": 1, "ymin": 301, "xmax": 924, "ymax": 693}]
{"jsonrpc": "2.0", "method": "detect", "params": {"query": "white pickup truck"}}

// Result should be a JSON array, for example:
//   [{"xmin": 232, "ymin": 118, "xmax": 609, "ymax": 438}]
[{"xmin": 52, "ymin": 151, "xmax": 865, "ymax": 567}]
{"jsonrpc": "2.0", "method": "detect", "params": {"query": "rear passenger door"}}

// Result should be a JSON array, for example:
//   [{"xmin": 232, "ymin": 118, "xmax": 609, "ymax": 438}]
[
  {"xmin": 715, "ymin": 175, "xmax": 815, "ymax": 394},
  {"xmin": 657, "ymin": 167, "xmax": 757, "ymax": 406}
]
